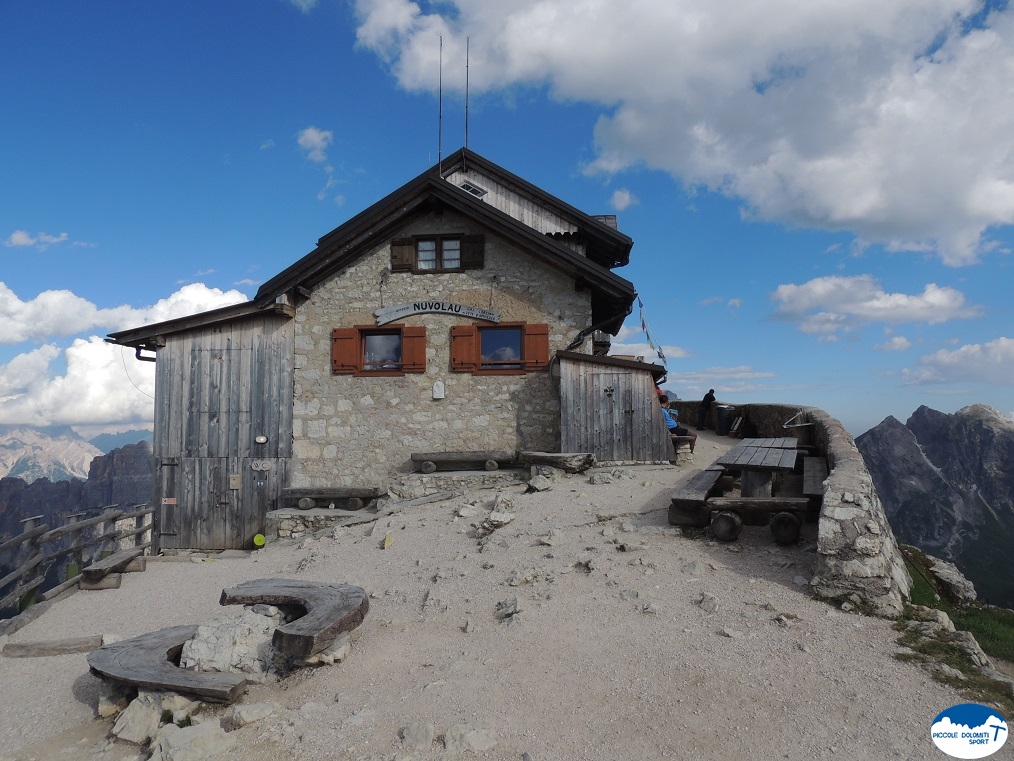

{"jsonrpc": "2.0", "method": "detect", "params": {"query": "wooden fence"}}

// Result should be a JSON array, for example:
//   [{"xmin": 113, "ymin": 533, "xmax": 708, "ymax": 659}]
[{"xmin": 0, "ymin": 504, "xmax": 154, "ymax": 616}]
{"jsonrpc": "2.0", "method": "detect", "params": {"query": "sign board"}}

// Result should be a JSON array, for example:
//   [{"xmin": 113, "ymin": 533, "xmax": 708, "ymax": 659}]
[{"xmin": 375, "ymin": 301, "xmax": 500, "ymax": 326}]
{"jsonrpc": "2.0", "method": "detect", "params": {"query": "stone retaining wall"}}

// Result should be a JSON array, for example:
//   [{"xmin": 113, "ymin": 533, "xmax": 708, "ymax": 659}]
[{"xmin": 672, "ymin": 400, "xmax": 911, "ymax": 616}]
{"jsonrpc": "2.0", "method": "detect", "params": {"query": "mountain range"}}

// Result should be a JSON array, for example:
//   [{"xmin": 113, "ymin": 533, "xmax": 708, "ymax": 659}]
[
  {"xmin": 856, "ymin": 404, "xmax": 1014, "ymax": 609},
  {"xmin": 0, "ymin": 425, "xmax": 151, "ymax": 484}
]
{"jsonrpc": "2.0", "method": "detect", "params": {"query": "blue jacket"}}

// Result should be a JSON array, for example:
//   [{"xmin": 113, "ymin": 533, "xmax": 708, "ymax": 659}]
[{"xmin": 661, "ymin": 406, "xmax": 678, "ymax": 431}]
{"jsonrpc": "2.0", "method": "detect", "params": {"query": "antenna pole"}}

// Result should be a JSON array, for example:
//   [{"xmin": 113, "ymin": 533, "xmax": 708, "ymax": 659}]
[
  {"xmin": 465, "ymin": 37, "xmax": 470, "ymax": 153},
  {"xmin": 438, "ymin": 35, "xmax": 443, "ymax": 175}
]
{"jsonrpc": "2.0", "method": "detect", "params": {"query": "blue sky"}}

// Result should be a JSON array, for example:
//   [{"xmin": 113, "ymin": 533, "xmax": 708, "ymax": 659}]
[{"xmin": 2, "ymin": 0, "xmax": 1012, "ymax": 438}]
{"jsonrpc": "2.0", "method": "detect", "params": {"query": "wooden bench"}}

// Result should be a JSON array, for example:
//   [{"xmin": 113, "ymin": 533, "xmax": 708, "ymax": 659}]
[
  {"xmin": 220, "ymin": 578, "xmax": 369, "ymax": 659},
  {"xmin": 411, "ymin": 451, "xmax": 517, "ymax": 474},
  {"xmin": 279, "ymin": 487, "xmax": 382, "ymax": 511},
  {"xmin": 668, "ymin": 466, "xmax": 725, "ymax": 527},
  {"xmin": 87, "ymin": 625, "xmax": 250, "ymax": 703},
  {"xmin": 803, "ymin": 456, "xmax": 828, "ymax": 496},
  {"xmin": 80, "ymin": 547, "xmax": 146, "ymax": 589}
]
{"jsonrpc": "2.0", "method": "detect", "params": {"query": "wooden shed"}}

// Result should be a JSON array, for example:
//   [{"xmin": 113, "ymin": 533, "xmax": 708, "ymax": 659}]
[
  {"xmin": 110, "ymin": 303, "xmax": 294, "ymax": 550},
  {"xmin": 557, "ymin": 351, "xmax": 672, "ymax": 462}
]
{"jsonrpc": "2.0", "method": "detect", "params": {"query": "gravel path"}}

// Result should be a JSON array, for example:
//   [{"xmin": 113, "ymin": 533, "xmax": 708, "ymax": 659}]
[{"xmin": 0, "ymin": 431, "xmax": 966, "ymax": 760}]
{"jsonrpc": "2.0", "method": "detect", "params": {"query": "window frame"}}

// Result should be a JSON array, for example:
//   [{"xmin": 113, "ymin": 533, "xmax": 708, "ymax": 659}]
[
  {"xmin": 450, "ymin": 322, "xmax": 550, "ymax": 376},
  {"xmin": 331, "ymin": 324, "xmax": 426, "ymax": 377},
  {"xmin": 390, "ymin": 235, "xmax": 484, "ymax": 274}
]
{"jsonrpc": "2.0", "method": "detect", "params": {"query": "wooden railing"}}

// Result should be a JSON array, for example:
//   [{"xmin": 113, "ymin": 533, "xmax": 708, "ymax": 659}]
[{"xmin": 0, "ymin": 504, "xmax": 154, "ymax": 616}]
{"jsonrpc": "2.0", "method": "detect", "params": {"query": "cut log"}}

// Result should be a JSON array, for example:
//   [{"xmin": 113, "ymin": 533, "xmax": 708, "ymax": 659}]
[
  {"xmin": 82, "ymin": 548, "xmax": 144, "ymax": 582},
  {"xmin": 411, "ymin": 451, "xmax": 516, "ymax": 473},
  {"xmin": 516, "ymin": 452, "xmax": 596, "ymax": 473},
  {"xmin": 87, "ymin": 625, "xmax": 250, "ymax": 703},
  {"xmin": 3, "ymin": 635, "xmax": 103, "ymax": 657},
  {"xmin": 710, "ymin": 511, "xmax": 743, "ymax": 542},
  {"xmin": 770, "ymin": 512, "xmax": 802, "ymax": 545},
  {"xmin": 80, "ymin": 573, "xmax": 122, "ymax": 590},
  {"xmin": 220, "ymin": 578, "xmax": 368, "ymax": 659},
  {"xmin": 705, "ymin": 497, "xmax": 810, "ymax": 512}
]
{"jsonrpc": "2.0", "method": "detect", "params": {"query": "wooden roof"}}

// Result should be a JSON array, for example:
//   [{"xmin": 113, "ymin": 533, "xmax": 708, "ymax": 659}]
[{"xmin": 108, "ymin": 148, "xmax": 637, "ymax": 348}]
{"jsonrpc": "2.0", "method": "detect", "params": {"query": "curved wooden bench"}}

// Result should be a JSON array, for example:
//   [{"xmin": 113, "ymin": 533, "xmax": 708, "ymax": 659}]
[
  {"xmin": 86, "ymin": 625, "xmax": 250, "ymax": 703},
  {"xmin": 219, "ymin": 578, "xmax": 368, "ymax": 659}
]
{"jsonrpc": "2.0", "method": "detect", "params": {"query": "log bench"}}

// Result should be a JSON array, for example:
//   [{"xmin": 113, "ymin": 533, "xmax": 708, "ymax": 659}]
[
  {"xmin": 411, "ymin": 451, "xmax": 517, "ymax": 474},
  {"xmin": 668, "ymin": 466, "xmax": 725, "ymax": 528},
  {"xmin": 803, "ymin": 456, "xmax": 829, "ymax": 496},
  {"xmin": 220, "ymin": 578, "xmax": 369, "ymax": 659},
  {"xmin": 279, "ymin": 487, "xmax": 382, "ymax": 511},
  {"xmin": 80, "ymin": 547, "xmax": 146, "ymax": 589},
  {"xmin": 87, "ymin": 625, "xmax": 250, "ymax": 703}
]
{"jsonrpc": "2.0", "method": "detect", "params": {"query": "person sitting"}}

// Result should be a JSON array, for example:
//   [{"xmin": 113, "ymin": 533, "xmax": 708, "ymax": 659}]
[{"xmin": 660, "ymin": 395, "xmax": 697, "ymax": 453}]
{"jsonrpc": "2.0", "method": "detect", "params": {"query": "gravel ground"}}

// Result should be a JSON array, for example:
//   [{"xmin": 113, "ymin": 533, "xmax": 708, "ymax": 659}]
[{"xmin": 0, "ymin": 431, "xmax": 970, "ymax": 761}]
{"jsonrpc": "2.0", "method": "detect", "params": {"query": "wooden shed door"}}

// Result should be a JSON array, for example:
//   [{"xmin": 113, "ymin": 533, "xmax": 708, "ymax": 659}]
[
  {"xmin": 591, "ymin": 373, "xmax": 636, "ymax": 461},
  {"xmin": 157, "ymin": 456, "xmax": 287, "ymax": 550}
]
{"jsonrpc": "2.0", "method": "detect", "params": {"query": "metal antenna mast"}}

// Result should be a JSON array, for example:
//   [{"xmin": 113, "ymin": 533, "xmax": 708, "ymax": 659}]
[
  {"xmin": 438, "ymin": 35, "xmax": 443, "ymax": 175},
  {"xmin": 465, "ymin": 37, "xmax": 470, "ymax": 151}
]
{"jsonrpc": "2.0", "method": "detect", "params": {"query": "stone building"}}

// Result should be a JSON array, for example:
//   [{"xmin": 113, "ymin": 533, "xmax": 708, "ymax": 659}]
[{"xmin": 108, "ymin": 148, "xmax": 660, "ymax": 550}]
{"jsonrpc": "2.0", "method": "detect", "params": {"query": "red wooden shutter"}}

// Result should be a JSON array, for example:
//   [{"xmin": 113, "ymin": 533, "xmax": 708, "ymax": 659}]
[
  {"xmin": 390, "ymin": 238, "xmax": 415, "ymax": 272},
  {"xmin": 450, "ymin": 325, "xmax": 478, "ymax": 372},
  {"xmin": 331, "ymin": 328, "xmax": 358, "ymax": 374},
  {"xmin": 401, "ymin": 326, "xmax": 427, "ymax": 373},
  {"xmin": 523, "ymin": 323, "xmax": 550, "ymax": 370},
  {"xmin": 461, "ymin": 234, "xmax": 485, "ymax": 270}
]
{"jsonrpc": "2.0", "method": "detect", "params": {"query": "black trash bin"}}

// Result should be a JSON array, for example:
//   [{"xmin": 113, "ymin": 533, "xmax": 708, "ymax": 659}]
[{"xmin": 714, "ymin": 405, "xmax": 735, "ymax": 436}]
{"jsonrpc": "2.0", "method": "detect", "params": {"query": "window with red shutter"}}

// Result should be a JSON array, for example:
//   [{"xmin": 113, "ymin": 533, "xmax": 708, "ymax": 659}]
[
  {"xmin": 450, "ymin": 322, "xmax": 550, "ymax": 375},
  {"xmin": 331, "ymin": 325, "xmax": 427, "ymax": 376}
]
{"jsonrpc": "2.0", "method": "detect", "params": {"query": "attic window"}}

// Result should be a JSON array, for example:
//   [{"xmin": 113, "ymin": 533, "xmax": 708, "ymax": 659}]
[
  {"xmin": 391, "ymin": 235, "xmax": 485, "ymax": 273},
  {"xmin": 460, "ymin": 180, "xmax": 488, "ymax": 198}
]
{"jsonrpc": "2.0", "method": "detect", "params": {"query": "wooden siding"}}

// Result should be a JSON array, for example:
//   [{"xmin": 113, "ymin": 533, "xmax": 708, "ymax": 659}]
[
  {"xmin": 446, "ymin": 169, "xmax": 581, "ymax": 239},
  {"xmin": 559, "ymin": 356, "xmax": 672, "ymax": 462},
  {"xmin": 152, "ymin": 314, "xmax": 294, "ymax": 550}
]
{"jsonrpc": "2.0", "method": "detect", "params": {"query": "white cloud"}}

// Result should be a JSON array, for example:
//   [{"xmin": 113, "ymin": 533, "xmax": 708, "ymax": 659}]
[
  {"xmin": 0, "ymin": 282, "xmax": 249, "ymax": 344},
  {"xmin": 904, "ymin": 336, "xmax": 1014, "ymax": 385},
  {"xmin": 288, "ymin": 0, "xmax": 318, "ymax": 12},
  {"xmin": 876, "ymin": 335, "xmax": 912, "ymax": 351},
  {"xmin": 0, "ymin": 283, "xmax": 250, "ymax": 427},
  {"xmin": 353, "ymin": 0, "xmax": 1014, "ymax": 264},
  {"xmin": 771, "ymin": 274, "xmax": 982, "ymax": 339},
  {"xmin": 5, "ymin": 230, "xmax": 71, "ymax": 249},
  {"xmin": 610, "ymin": 188, "xmax": 637, "ymax": 211},
  {"xmin": 610, "ymin": 322, "xmax": 688, "ymax": 362},
  {"xmin": 0, "ymin": 337, "xmax": 155, "ymax": 427},
  {"xmin": 298, "ymin": 126, "xmax": 333, "ymax": 163}
]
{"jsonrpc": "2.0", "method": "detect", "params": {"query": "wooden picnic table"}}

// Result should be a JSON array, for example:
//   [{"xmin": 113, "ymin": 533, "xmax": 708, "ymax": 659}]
[{"xmin": 715, "ymin": 437, "xmax": 799, "ymax": 498}]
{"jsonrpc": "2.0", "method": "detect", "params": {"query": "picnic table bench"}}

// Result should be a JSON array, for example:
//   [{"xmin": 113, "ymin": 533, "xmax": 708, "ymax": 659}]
[{"xmin": 670, "ymin": 438, "xmax": 825, "ymax": 545}]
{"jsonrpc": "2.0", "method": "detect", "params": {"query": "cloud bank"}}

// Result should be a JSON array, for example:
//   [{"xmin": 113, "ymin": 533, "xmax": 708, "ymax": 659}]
[
  {"xmin": 352, "ymin": 0, "xmax": 1014, "ymax": 264},
  {"xmin": 0, "ymin": 283, "xmax": 248, "ymax": 429}
]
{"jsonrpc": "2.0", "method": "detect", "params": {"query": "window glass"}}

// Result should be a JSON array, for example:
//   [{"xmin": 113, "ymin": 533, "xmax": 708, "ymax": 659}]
[
  {"xmin": 441, "ymin": 239, "xmax": 461, "ymax": 269},
  {"xmin": 479, "ymin": 327, "xmax": 522, "ymax": 369},
  {"xmin": 363, "ymin": 332, "xmax": 402, "ymax": 371},
  {"xmin": 417, "ymin": 240, "xmax": 437, "ymax": 270}
]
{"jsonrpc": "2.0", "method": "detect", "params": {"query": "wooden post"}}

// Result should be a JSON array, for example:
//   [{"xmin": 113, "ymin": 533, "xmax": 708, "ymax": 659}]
[
  {"xmin": 17, "ymin": 515, "xmax": 44, "ymax": 612},
  {"xmin": 98, "ymin": 507, "xmax": 120, "ymax": 559},
  {"xmin": 66, "ymin": 513, "xmax": 85, "ymax": 578}
]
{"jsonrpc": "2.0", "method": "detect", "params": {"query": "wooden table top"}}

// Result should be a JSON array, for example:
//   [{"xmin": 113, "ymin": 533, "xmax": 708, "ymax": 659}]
[{"xmin": 716, "ymin": 438, "xmax": 799, "ymax": 471}]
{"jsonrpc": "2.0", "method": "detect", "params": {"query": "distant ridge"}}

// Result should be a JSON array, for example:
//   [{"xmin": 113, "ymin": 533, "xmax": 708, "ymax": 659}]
[
  {"xmin": 857, "ymin": 404, "xmax": 1014, "ymax": 608},
  {"xmin": 89, "ymin": 430, "xmax": 153, "ymax": 454},
  {"xmin": 0, "ymin": 425, "xmax": 101, "ymax": 483}
]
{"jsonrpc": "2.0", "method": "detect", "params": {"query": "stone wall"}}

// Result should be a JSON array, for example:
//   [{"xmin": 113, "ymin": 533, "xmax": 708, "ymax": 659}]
[
  {"xmin": 290, "ymin": 209, "xmax": 593, "ymax": 489},
  {"xmin": 672, "ymin": 400, "xmax": 911, "ymax": 616}
]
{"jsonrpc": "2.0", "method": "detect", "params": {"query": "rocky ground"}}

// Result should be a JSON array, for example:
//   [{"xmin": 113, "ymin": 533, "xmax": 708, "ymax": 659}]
[{"xmin": 0, "ymin": 431, "xmax": 983, "ymax": 761}]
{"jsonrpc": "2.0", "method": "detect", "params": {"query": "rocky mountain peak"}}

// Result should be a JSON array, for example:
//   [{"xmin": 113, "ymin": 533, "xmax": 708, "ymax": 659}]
[{"xmin": 857, "ymin": 405, "xmax": 1014, "ymax": 608}]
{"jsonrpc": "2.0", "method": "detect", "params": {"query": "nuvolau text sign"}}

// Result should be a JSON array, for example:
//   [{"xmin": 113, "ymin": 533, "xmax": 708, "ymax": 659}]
[{"xmin": 375, "ymin": 301, "xmax": 501, "ymax": 325}]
